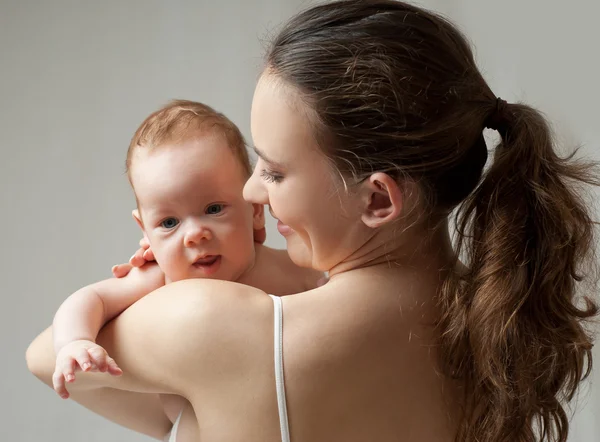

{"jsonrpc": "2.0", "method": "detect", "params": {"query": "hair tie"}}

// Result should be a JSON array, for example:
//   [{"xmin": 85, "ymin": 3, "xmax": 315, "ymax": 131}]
[{"xmin": 485, "ymin": 97, "xmax": 509, "ymax": 133}]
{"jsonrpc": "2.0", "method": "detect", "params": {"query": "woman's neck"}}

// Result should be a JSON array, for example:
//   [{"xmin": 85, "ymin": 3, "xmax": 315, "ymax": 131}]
[{"xmin": 328, "ymin": 217, "xmax": 457, "ymax": 279}]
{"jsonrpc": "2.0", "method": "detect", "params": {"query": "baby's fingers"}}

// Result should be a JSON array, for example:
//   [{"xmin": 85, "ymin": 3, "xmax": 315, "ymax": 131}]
[
  {"xmin": 142, "ymin": 248, "xmax": 155, "ymax": 262},
  {"xmin": 88, "ymin": 347, "xmax": 109, "ymax": 372},
  {"xmin": 52, "ymin": 369, "xmax": 70, "ymax": 399},
  {"xmin": 112, "ymin": 263, "xmax": 133, "ymax": 278},
  {"xmin": 74, "ymin": 347, "xmax": 95, "ymax": 372},
  {"xmin": 129, "ymin": 248, "xmax": 147, "ymax": 268},
  {"xmin": 106, "ymin": 356, "xmax": 123, "ymax": 377},
  {"xmin": 55, "ymin": 354, "xmax": 79, "ymax": 384}
]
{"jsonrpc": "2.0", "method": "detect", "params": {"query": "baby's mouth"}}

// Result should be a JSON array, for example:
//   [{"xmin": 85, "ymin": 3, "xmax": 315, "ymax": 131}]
[{"xmin": 193, "ymin": 255, "xmax": 219, "ymax": 266}]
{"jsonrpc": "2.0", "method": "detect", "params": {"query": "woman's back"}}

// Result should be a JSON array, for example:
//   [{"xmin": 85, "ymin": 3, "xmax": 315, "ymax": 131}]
[
  {"xmin": 178, "ymin": 245, "xmax": 461, "ymax": 442},
  {"xmin": 280, "ymin": 267, "xmax": 460, "ymax": 442}
]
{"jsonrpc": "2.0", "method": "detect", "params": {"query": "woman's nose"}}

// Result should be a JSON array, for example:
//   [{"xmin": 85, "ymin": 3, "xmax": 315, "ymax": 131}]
[{"xmin": 243, "ymin": 166, "xmax": 268, "ymax": 204}]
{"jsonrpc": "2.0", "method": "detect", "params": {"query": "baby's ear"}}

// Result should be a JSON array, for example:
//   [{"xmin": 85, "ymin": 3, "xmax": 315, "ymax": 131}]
[
  {"xmin": 252, "ymin": 204, "xmax": 265, "ymax": 230},
  {"xmin": 252, "ymin": 204, "xmax": 266, "ymax": 244},
  {"xmin": 132, "ymin": 209, "xmax": 150, "ymax": 244},
  {"xmin": 132, "ymin": 209, "xmax": 144, "ymax": 230}
]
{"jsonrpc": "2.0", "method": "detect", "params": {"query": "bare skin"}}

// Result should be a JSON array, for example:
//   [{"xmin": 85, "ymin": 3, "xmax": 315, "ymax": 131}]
[
  {"xmin": 47, "ymin": 131, "xmax": 322, "ymax": 440},
  {"xmin": 28, "ymin": 228, "xmax": 460, "ymax": 441},
  {"xmin": 159, "ymin": 242, "xmax": 322, "ymax": 431},
  {"xmin": 26, "ymin": 74, "xmax": 461, "ymax": 441}
]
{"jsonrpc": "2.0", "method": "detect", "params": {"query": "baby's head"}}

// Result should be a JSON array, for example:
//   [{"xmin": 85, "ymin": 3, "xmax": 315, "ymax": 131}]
[{"xmin": 126, "ymin": 100, "xmax": 264, "ymax": 283}]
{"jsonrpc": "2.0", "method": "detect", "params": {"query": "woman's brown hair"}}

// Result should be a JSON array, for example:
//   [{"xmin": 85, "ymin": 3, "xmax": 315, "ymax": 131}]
[{"xmin": 265, "ymin": 1, "xmax": 599, "ymax": 441}]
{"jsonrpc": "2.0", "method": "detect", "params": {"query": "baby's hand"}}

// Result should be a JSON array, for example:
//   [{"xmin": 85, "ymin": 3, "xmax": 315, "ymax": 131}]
[
  {"xmin": 53, "ymin": 340, "xmax": 122, "ymax": 399},
  {"xmin": 112, "ymin": 238, "xmax": 155, "ymax": 278}
]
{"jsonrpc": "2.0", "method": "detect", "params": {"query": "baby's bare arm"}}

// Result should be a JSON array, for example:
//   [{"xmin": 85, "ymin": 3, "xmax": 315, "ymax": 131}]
[
  {"xmin": 51, "ymin": 264, "xmax": 166, "ymax": 397},
  {"xmin": 27, "ymin": 326, "xmax": 172, "ymax": 440},
  {"xmin": 53, "ymin": 263, "xmax": 165, "ymax": 352}
]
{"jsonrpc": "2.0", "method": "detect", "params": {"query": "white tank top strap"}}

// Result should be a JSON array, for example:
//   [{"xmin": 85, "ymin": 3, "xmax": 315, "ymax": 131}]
[
  {"xmin": 269, "ymin": 294, "xmax": 291, "ymax": 442},
  {"xmin": 165, "ymin": 410, "xmax": 183, "ymax": 442},
  {"xmin": 166, "ymin": 296, "xmax": 291, "ymax": 442}
]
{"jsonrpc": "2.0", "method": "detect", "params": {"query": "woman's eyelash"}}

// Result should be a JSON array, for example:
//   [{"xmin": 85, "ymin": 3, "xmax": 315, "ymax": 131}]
[{"xmin": 260, "ymin": 169, "xmax": 283, "ymax": 183}]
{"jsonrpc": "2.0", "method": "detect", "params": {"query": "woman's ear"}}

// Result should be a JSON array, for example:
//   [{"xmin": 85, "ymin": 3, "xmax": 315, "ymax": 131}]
[{"xmin": 359, "ymin": 173, "xmax": 403, "ymax": 228}]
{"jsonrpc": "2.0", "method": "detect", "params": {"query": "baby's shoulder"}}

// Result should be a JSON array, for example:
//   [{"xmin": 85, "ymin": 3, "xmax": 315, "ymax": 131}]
[{"xmin": 257, "ymin": 246, "xmax": 324, "ymax": 292}]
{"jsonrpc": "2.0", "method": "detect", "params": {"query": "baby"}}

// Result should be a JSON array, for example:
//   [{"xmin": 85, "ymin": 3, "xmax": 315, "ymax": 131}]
[{"xmin": 50, "ymin": 100, "xmax": 322, "ymax": 436}]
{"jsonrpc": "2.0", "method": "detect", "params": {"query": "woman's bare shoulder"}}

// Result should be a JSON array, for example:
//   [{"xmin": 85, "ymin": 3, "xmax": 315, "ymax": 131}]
[
  {"xmin": 140, "ymin": 278, "xmax": 275, "ymax": 356},
  {"xmin": 153, "ymin": 278, "xmax": 269, "ymax": 307},
  {"xmin": 52, "ymin": 279, "xmax": 275, "ymax": 397}
]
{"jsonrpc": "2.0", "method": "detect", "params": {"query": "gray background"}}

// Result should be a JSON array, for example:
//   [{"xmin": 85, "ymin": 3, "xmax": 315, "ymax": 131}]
[{"xmin": 1, "ymin": 0, "xmax": 598, "ymax": 440}]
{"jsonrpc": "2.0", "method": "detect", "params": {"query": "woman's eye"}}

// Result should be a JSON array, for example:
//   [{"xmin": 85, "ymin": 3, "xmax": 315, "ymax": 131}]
[
  {"xmin": 160, "ymin": 218, "xmax": 179, "ymax": 229},
  {"xmin": 260, "ymin": 169, "xmax": 283, "ymax": 183},
  {"xmin": 206, "ymin": 204, "xmax": 224, "ymax": 215}
]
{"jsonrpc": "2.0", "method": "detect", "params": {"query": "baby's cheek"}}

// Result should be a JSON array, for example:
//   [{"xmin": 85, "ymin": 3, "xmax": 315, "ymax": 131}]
[
  {"xmin": 218, "ymin": 220, "xmax": 246, "ymax": 241},
  {"xmin": 150, "ymin": 242, "xmax": 177, "ymax": 272}
]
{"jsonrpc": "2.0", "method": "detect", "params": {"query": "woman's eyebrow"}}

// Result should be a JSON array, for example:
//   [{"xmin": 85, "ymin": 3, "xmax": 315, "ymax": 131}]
[{"xmin": 252, "ymin": 145, "xmax": 284, "ymax": 168}]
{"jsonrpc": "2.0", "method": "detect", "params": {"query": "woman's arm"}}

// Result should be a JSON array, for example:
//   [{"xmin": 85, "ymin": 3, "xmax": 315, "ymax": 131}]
[
  {"xmin": 28, "ymin": 279, "xmax": 224, "ymax": 394},
  {"xmin": 26, "ymin": 279, "xmax": 270, "ymax": 436}
]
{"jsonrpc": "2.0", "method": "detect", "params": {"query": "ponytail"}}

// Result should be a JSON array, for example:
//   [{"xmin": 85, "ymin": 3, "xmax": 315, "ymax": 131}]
[{"xmin": 440, "ymin": 101, "xmax": 599, "ymax": 442}]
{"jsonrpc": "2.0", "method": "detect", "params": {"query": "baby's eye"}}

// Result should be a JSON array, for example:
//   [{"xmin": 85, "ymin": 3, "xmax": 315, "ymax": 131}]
[
  {"xmin": 160, "ymin": 218, "xmax": 179, "ymax": 229},
  {"xmin": 206, "ymin": 204, "xmax": 224, "ymax": 215}
]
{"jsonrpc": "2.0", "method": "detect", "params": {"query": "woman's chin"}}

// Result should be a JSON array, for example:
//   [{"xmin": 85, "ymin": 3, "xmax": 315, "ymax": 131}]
[{"xmin": 285, "ymin": 237, "xmax": 314, "ymax": 269}]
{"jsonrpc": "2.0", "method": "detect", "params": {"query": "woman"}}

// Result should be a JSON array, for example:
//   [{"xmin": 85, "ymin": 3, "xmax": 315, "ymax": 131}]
[{"xmin": 27, "ymin": 1, "xmax": 598, "ymax": 441}]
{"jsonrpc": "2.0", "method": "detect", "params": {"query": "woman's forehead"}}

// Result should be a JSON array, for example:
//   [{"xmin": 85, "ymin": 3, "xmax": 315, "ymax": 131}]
[{"xmin": 251, "ymin": 75, "xmax": 321, "ymax": 162}]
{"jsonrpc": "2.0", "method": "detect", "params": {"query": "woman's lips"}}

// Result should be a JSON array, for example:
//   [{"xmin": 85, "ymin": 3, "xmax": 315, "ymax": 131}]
[
  {"xmin": 270, "ymin": 207, "xmax": 294, "ymax": 236},
  {"xmin": 276, "ymin": 220, "xmax": 294, "ymax": 236}
]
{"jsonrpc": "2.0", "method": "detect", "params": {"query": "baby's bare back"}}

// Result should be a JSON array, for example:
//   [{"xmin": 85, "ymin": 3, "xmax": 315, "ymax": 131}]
[{"xmin": 237, "ymin": 244, "xmax": 324, "ymax": 296}]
